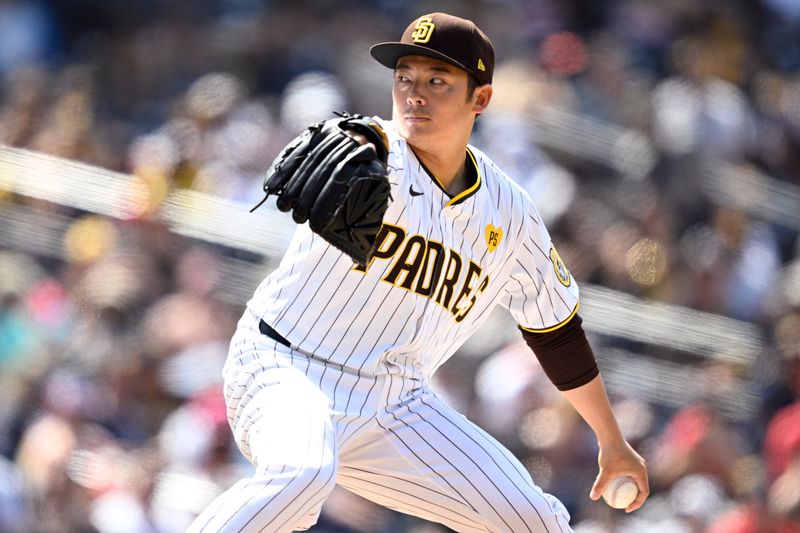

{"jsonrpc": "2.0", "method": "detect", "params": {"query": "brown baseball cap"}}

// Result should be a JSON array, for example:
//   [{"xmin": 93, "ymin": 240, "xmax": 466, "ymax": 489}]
[{"xmin": 370, "ymin": 13, "xmax": 494, "ymax": 85}]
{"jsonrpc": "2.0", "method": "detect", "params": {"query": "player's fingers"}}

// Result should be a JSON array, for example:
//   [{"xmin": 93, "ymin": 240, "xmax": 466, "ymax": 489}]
[
  {"xmin": 625, "ymin": 487, "xmax": 649, "ymax": 513},
  {"xmin": 624, "ymin": 472, "xmax": 650, "ymax": 513},
  {"xmin": 590, "ymin": 471, "xmax": 610, "ymax": 501}
]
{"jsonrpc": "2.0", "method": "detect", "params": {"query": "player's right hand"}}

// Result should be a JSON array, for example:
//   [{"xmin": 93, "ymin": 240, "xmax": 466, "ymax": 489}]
[{"xmin": 590, "ymin": 439, "xmax": 649, "ymax": 513}]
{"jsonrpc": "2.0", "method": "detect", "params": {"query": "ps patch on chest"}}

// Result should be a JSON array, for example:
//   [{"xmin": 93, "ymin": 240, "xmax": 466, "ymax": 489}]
[{"xmin": 485, "ymin": 224, "xmax": 503, "ymax": 252}]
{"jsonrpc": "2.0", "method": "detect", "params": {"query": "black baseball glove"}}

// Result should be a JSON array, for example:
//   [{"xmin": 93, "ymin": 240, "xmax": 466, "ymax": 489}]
[{"xmin": 252, "ymin": 113, "xmax": 391, "ymax": 267}]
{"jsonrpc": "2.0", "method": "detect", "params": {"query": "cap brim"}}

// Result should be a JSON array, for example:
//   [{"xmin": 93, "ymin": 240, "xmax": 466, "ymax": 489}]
[{"xmin": 369, "ymin": 42, "xmax": 471, "ymax": 75}]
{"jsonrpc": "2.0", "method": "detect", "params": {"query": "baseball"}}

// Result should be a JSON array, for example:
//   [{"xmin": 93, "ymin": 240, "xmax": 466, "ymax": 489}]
[{"xmin": 602, "ymin": 476, "xmax": 639, "ymax": 509}]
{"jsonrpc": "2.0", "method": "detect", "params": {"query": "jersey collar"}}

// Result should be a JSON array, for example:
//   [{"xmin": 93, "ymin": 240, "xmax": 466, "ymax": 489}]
[
  {"xmin": 449, "ymin": 148, "xmax": 482, "ymax": 206},
  {"xmin": 412, "ymin": 147, "xmax": 482, "ymax": 207}
]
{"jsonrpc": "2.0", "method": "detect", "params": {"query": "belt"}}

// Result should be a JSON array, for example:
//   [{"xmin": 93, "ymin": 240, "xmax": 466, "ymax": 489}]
[
  {"xmin": 258, "ymin": 319, "xmax": 368, "ymax": 377},
  {"xmin": 259, "ymin": 320, "xmax": 291, "ymax": 348}
]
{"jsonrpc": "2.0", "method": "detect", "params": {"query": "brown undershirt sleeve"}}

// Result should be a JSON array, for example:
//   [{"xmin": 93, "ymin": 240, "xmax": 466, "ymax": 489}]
[{"xmin": 520, "ymin": 313, "xmax": 599, "ymax": 391}]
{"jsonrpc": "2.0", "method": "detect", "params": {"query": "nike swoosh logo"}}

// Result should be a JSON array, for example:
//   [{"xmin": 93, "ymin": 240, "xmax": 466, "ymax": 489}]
[{"xmin": 409, "ymin": 185, "xmax": 423, "ymax": 197}]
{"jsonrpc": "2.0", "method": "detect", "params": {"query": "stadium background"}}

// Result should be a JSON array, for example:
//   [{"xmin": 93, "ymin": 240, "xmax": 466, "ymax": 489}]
[{"xmin": 1, "ymin": 0, "xmax": 800, "ymax": 531}]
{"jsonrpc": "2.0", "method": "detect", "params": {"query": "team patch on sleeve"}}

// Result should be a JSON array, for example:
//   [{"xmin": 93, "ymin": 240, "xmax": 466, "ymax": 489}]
[{"xmin": 549, "ymin": 246, "xmax": 571, "ymax": 287}]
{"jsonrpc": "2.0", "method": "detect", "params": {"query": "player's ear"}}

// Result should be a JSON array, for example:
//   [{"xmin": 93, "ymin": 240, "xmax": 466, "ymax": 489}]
[{"xmin": 472, "ymin": 84, "xmax": 493, "ymax": 114}]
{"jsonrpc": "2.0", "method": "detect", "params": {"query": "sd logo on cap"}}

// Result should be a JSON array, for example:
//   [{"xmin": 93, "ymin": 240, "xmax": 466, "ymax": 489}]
[{"xmin": 370, "ymin": 12, "xmax": 494, "ymax": 86}]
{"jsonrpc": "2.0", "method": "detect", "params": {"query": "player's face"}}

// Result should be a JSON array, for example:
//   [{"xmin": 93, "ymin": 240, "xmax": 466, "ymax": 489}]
[{"xmin": 391, "ymin": 55, "xmax": 490, "ymax": 149}]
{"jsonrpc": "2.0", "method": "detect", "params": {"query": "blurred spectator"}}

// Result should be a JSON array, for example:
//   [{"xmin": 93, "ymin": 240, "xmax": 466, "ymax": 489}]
[{"xmin": 0, "ymin": 0, "xmax": 55, "ymax": 74}]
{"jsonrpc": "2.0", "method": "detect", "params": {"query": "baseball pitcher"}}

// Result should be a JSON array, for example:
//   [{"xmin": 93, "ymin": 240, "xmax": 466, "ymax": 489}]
[{"xmin": 188, "ymin": 12, "xmax": 649, "ymax": 533}]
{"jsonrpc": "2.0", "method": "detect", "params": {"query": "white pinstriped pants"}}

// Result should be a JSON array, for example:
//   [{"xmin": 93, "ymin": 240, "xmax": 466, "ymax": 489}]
[{"xmin": 187, "ymin": 318, "xmax": 572, "ymax": 533}]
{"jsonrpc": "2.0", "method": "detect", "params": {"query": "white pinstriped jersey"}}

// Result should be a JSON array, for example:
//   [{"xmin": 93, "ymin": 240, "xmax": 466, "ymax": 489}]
[{"xmin": 247, "ymin": 117, "xmax": 579, "ymax": 379}]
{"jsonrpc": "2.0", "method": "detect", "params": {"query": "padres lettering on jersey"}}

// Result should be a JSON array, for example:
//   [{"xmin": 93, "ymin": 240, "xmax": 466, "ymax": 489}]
[
  {"xmin": 353, "ymin": 223, "xmax": 490, "ymax": 323},
  {"xmin": 247, "ymin": 118, "xmax": 579, "ymax": 377}
]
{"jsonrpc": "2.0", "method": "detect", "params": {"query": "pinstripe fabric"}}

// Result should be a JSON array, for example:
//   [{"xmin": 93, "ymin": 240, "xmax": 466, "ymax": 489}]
[
  {"xmin": 188, "ymin": 312, "xmax": 572, "ymax": 532},
  {"xmin": 189, "ymin": 119, "xmax": 578, "ymax": 532},
  {"xmin": 246, "ymin": 119, "xmax": 579, "ymax": 379},
  {"xmin": 340, "ymin": 386, "xmax": 571, "ymax": 532}
]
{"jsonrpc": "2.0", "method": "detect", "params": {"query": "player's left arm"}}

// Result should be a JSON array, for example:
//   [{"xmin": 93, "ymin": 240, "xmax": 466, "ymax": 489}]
[{"xmin": 522, "ymin": 319, "xmax": 650, "ymax": 513}]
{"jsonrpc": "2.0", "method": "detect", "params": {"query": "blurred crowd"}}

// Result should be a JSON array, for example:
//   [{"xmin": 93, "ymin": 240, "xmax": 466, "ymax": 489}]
[{"xmin": 1, "ymin": 0, "xmax": 800, "ymax": 531}]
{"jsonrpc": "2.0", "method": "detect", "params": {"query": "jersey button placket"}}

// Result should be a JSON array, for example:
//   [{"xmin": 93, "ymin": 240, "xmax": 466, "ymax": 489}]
[{"xmin": 441, "ymin": 202, "xmax": 463, "ymax": 220}]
